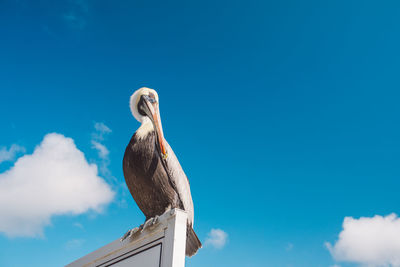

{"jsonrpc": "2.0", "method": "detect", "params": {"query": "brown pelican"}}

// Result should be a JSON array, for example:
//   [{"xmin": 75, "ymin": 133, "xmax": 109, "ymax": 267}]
[{"xmin": 122, "ymin": 87, "xmax": 201, "ymax": 257}]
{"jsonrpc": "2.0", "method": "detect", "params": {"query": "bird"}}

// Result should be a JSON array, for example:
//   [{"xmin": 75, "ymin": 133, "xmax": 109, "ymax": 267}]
[{"xmin": 122, "ymin": 87, "xmax": 201, "ymax": 257}]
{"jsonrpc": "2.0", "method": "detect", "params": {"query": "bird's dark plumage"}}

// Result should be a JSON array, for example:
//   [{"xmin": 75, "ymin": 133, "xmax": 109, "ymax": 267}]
[
  {"xmin": 123, "ymin": 87, "xmax": 201, "ymax": 257},
  {"xmin": 123, "ymin": 131, "xmax": 181, "ymax": 220}
]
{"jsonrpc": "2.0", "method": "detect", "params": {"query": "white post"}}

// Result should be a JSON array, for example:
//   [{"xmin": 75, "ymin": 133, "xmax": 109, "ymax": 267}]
[
  {"xmin": 161, "ymin": 209, "xmax": 187, "ymax": 267},
  {"xmin": 66, "ymin": 209, "xmax": 188, "ymax": 267}
]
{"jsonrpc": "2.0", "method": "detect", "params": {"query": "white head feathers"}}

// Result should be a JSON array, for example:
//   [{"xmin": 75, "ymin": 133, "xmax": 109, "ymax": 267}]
[{"xmin": 129, "ymin": 87, "xmax": 159, "ymax": 123}]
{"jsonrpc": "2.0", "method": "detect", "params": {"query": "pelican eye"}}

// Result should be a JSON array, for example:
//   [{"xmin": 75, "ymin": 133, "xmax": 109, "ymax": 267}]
[{"xmin": 146, "ymin": 93, "xmax": 157, "ymax": 103}]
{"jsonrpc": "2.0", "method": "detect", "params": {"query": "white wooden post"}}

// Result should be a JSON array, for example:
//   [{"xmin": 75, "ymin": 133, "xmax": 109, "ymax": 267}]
[{"xmin": 66, "ymin": 209, "xmax": 188, "ymax": 267}]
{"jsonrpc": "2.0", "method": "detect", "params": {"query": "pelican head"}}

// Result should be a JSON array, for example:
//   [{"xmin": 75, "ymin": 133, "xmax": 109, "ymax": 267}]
[{"xmin": 130, "ymin": 87, "xmax": 167, "ymax": 157}]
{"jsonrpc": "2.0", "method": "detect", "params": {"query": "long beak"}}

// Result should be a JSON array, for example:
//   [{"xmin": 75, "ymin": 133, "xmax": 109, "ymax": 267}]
[{"xmin": 141, "ymin": 96, "xmax": 168, "ymax": 158}]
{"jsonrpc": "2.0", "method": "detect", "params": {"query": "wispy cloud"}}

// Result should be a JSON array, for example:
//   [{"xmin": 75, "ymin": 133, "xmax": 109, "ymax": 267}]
[
  {"xmin": 73, "ymin": 222, "xmax": 84, "ymax": 230},
  {"xmin": 13, "ymin": 0, "xmax": 91, "ymax": 33},
  {"xmin": 285, "ymin": 242, "xmax": 293, "ymax": 251},
  {"xmin": 205, "ymin": 228, "xmax": 228, "ymax": 249},
  {"xmin": 0, "ymin": 133, "xmax": 114, "ymax": 237},
  {"xmin": 0, "ymin": 144, "xmax": 25, "ymax": 164},
  {"xmin": 62, "ymin": 0, "xmax": 90, "ymax": 30},
  {"xmin": 90, "ymin": 122, "xmax": 128, "ymax": 208},
  {"xmin": 63, "ymin": 13, "xmax": 86, "ymax": 29},
  {"xmin": 91, "ymin": 140, "xmax": 109, "ymax": 159},
  {"xmin": 91, "ymin": 122, "xmax": 112, "ymax": 176},
  {"xmin": 326, "ymin": 213, "xmax": 400, "ymax": 267},
  {"xmin": 65, "ymin": 239, "xmax": 85, "ymax": 250},
  {"xmin": 94, "ymin": 122, "xmax": 112, "ymax": 137}
]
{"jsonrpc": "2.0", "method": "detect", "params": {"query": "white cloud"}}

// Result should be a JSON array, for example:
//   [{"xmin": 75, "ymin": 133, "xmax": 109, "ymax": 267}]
[
  {"xmin": 326, "ymin": 213, "xmax": 400, "ymax": 267},
  {"xmin": 73, "ymin": 222, "xmax": 84, "ymax": 229},
  {"xmin": 63, "ymin": 13, "xmax": 86, "ymax": 29},
  {"xmin": 91, "ymin": 122, "xmax": 112, "ymax": 177},
  {"xmin": 92, "ymin": 122, "xmax": 112, "ymax": 141},
  {"xmin": 286, "ymin": 242, "xmax": 294, "ymax": 251},
  {"xmin": 0, "ymin": 133, "xmax": 114, "ymax": 237},
  {"xmin": 91, "ymin": 140, "xmax": 109, "ymax": 159},
  {"xmin": 0, "ymin": 144, "xmax": 25, "ymax": 163},
  {"xmin": 205, "ymin": 228, "xmax": 228, "ymax": 249},
  {"xmin": 65, "ymin": 239, "xmax": 85, "ymax": 250},
  {"xmin": 62, "ymin": 0, "xmax": 90, "ymax": 30},
  {"xmin": 94, "ymin": 122, "xmax": 111, "ymax": 135}
]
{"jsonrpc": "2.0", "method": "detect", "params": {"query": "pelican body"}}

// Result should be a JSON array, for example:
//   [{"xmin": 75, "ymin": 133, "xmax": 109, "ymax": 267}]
[{"xmin": 123, "ymin": 87, "xmax": 201, "ymax": 257}]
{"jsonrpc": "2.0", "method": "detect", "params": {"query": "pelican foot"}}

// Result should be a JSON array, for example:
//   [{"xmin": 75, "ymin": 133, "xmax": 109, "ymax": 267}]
[
  {"xmin": 120, "ymin": 226, "xmax": 141, "ymax": 242},
  {"xmin": 141, "ymin": 215, "xmax": 160, "ymax": 232}
]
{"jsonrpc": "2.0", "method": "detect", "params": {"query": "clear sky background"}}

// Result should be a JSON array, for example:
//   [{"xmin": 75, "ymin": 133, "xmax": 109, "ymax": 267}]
[{"xmin": 0, "ymin": 1, "xmax": 400, "ymax": 267}]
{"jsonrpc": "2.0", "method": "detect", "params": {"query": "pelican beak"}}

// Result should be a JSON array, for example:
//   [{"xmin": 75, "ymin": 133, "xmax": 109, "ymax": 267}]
[{"xmin": 140, "ymin": 95, "xmax": 168, "ymax": 158}]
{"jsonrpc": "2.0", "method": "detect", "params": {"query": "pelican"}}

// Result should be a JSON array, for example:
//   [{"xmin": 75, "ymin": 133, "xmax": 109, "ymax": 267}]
[{"xmin": 122, "ymin": 87, "xmax": 201, "ymax": 257}]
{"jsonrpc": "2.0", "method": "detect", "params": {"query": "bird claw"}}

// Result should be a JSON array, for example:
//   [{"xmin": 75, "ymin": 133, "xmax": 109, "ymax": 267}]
[
  {"xmin": 141, "ymin": 216, "xmax": 160, "ymax": 232},
  {"xmin": 152, "ymin": 215, "xmax": 159, "ymax": 225},
  {"xmin": 120, "ymin": 226, "xmax": 140, "ymax": 242},
  {"xmin": 121, "ymin": 215, "xmax": 161, "ymax": 241}
]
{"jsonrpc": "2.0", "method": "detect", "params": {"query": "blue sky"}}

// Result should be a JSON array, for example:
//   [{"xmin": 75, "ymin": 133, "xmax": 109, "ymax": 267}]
[{"xmin": 1, "ymin": 0, "xmax": 400, "ymax": 266}]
